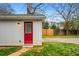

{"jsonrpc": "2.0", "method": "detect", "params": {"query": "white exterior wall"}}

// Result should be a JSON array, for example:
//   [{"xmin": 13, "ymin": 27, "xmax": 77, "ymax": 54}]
[
  {"xmin": 33, "ymin": 21, "xmax": 42, "ymax": 45},
  {"xmin": 0, "ymin": 21, "xmax": 24, "ymax": 46}
]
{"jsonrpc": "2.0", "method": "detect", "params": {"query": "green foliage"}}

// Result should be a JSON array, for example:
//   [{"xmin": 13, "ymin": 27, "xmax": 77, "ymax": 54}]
[
  {"xmin": 0, "ymin": 47, "xmax": 21, "ymax": 56},
  {"xmin": 21, "ymin": 42, "xmax": 79, "ymax": 56},
  {"xmin": 68, "ymin": 19, "xmax": 79, "ymax": 30},
  {"xmin": 50, "ymin": 22, "xmax": 60, "ymax": 35},
  {"xmin": 42, "ymin": 21, "xmax": 49, "ymax": 29},
  {"xmin": 50, "ymin": 24, "xmax": 56, "ymax": 29}
]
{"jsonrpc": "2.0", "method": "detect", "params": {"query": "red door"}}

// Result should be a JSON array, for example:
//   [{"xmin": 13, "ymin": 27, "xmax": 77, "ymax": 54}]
[{"xmin": 24, "ymin": 22, "xmax": 33, "ymax": 44}]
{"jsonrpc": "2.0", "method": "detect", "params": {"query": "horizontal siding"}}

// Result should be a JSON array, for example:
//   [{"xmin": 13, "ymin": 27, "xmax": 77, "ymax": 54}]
[
  {"xmin": 0, "ymin": 21, "xmax": 24, "ymax": 46},
  {"xmin": 33, "ymin": 21, "xmax": 42, "ymax": 45}
]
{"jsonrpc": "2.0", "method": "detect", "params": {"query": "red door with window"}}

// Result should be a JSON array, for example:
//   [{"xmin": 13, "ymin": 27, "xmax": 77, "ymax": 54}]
[{"xmin": 24, "ymin": 22, "xmax": 33, "ymax": 44}]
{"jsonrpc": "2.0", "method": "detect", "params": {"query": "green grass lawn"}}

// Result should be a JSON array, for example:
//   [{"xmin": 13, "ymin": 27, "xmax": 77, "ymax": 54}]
[
  {"xmin": 0, "ymin": 47, "xmax": 21, "ymax": 56},
  {"xmin": 43, "ymin": 35, "xmax": 79, "ymax": 38},
  {"xmin": 21, "ymin": 42, "xmax": 79, "ymax": 56}
]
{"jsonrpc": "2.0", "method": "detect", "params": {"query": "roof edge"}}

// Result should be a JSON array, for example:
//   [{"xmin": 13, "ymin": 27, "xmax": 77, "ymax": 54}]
[{"xmin": 0, "ymin": 14, "xmax": 46, "ymax": 21}]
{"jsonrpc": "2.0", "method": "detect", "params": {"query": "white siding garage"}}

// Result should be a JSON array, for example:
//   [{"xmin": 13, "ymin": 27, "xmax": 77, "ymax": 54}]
[
  {"xmin": 0, "ymin": 14, "xmax": 45, "ymax": 47},
  {"xmin": 0, "ymin": 21, "xmax": 24, "ymax": 46}
]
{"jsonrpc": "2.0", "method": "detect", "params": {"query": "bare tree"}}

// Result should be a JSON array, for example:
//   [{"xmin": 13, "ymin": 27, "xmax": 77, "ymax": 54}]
[
  {"xmin": 51, "ymin": 3, "xmax": 79, "ymax": 35},
  {"xmin": 27, "ymin": 3, "xmax": 43, "ymax": 14},
  {"xmin": 0, "ymin": 3, "xmax": 14, "ymax": 14}
]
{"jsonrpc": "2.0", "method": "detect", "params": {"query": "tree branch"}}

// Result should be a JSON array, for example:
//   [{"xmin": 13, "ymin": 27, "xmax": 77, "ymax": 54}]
[
  {"xmin": 53, "ymin": 6, "xmax": 66, "ymax": 20},
  {"xmin": 32, "ymin": 3, "xmax": 42, "ymax": 14}
]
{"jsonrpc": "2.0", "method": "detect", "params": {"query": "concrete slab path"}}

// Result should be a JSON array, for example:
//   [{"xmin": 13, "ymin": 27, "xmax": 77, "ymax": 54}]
[
  {"xmin": 9, "ymin": 47, "xmax": 32, "ymax": 56},
  {"xmin": 43, "ymin": 38, "xmax": 79, "ymax": 44}
]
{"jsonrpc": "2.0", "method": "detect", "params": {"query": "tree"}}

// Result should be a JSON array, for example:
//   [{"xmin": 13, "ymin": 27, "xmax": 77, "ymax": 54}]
[
  {"xmin": 68, "ymin": 18, "xmax": 79, "ymax": 34},
  {"xmin": 50, "ymin": 22, "xmax": 57, "ymax": 29},
  {"xmin": 51, "ymin": 3, "xmax": 79, "ymax": 35},
  {"xmin": 42, "ymin": 21, "xmax": 49, "ymax": 29},
  {"xmin": 0, "ymin": 3, "xmax": 14, "ymax": 14},
  {"xmin": 27, "ymin": 3, "xmax": 43, "ymax": 14},
  {"xmin": 50, "ymin": 24, "xmax": 56, "ymax": 29},
  {"xmin": 50, "ymin": 22, "xmax": 60, "ymax": 35}
]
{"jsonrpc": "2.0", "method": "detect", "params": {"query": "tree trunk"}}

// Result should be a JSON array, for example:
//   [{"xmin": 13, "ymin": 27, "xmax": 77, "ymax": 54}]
[
  {"xmin": 63, "ymin": 20, "xmax": 69, "ymax": 35},
  {"xmin": 77, "ymin": 30, "xmax": 78, "ymax": 35},
  {"xmin": 66, "ymin": 30, "xmax": 69, "ymax": 35},
  {"xmin": 27, "ymin": 3, "xmax": 33, "ymax": 14}
]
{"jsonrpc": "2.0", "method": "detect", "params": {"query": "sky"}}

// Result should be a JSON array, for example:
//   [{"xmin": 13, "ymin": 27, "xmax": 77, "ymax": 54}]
[
  {"xmin": 10, "ymin": 3, "xmax": 26, "ymax": 14},
  {"xmin": 0, "ymin": 3, "xmax": 64, "ymax": 23}
]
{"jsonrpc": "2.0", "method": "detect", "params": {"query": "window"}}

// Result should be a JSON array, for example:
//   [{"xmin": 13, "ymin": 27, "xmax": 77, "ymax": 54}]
[{"xmin": 26, "ymin": 23, "xmax": 31, "ymax": 33}]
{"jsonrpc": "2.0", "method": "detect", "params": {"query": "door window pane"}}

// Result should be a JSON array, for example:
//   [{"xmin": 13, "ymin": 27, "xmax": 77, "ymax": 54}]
[{"xmin": 26, "ymin": 23, "xmax": 31, "ymax": 33}]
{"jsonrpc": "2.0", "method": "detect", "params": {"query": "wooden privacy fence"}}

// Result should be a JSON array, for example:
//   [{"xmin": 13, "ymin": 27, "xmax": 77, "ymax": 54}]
[{"xmin": 42, "ymin": 29, "xmax": 54, "ymax": 36}]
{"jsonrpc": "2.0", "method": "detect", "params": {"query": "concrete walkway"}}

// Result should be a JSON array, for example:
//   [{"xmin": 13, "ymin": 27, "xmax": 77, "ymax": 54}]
[
  {"xmin": 43, "ymin": 38, "xmax": 79, "ymax": 44},
  {"xmin": 9, "ymin": 47, "xmax": 32, "ymax": 56}
]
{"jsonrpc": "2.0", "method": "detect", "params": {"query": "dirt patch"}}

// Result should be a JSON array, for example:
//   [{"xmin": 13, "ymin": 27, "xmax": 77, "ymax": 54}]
[{"xmin": 0, "ymin": 47, "xmax": 11, "ymax": 50}]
